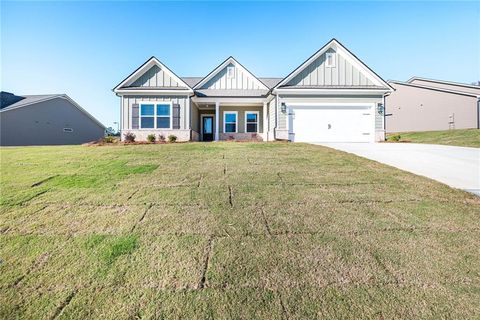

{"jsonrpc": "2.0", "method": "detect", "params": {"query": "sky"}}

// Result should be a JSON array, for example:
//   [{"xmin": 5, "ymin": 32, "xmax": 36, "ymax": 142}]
[{"xmin": 1, "ymin": 1, "xmax": 479, "ymax": 128}]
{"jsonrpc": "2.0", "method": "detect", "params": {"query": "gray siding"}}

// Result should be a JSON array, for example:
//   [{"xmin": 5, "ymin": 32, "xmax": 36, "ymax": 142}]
[
  {"xmin": 385, "ymin": 83, "xmax": 478, "ymax": 132},
  {"xmin": 130, "ymin": 65, "xmax": 183, "ymax": 88},
  {"xmin": 121, "ymin": 95, "xmax": 189, "ymax": 130},
  {"xmin": 286, "ymin": 48, "xmax": 376, "ymax": 87},
  {"xmin": 0, "ymin": 98, "xmax": 104, "ymax": 146},
  {"xmin": 199, "ymin": 63, "xmax": 264, "ymax": 90},
  {"xmin": 268, "ymin": 98, "xmax": 276, "ymax": 132}
]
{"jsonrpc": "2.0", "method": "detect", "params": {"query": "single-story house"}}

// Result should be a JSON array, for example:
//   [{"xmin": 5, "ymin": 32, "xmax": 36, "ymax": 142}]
[
  {"xmin": 0, "ymin": 92, "xmax": 105, "ymax": 146},
  {"xmin": 113, "ymin": 39, "xmax": 393, "ymax": 143},
  {"xmin": 385, "ymin": 77, "xmax": 480, "ymax": 133}
]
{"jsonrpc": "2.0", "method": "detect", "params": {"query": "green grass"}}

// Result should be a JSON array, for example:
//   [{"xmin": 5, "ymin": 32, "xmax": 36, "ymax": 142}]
[
  {"xmin": 388, "ymin": 128, "xmax": 480, "ymax": 147},
  {"xmin": 1, "ymin": 142, "xmax": 479, "ymax": 319}
]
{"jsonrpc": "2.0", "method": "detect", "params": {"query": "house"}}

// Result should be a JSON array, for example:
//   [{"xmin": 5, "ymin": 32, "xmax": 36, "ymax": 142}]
[
  {"xmin": 0, "ymin": 92, "xmax": 105, "ymax": 146},
  {"xmin": 385, "ymin": 77, "xmax": 480, "ymax": 133},
  {"xmin": 113, "ymin": 39, "xmax": 393, "ymax": 143}
]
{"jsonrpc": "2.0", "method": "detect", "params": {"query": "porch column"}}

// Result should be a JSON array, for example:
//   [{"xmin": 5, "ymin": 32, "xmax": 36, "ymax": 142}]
[
  {"xmin": 263, "ymin": 102, "xmax": 268, "ymax": 141},
  {"xmin": 215, "ymin": 101, "xmax": 220, "ymax": 141}
]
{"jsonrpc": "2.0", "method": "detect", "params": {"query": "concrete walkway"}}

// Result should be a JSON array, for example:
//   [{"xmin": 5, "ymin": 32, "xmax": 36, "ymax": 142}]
[{"xmin": 315, "ymin": 142, "xmax": 480, "ymax": 196}]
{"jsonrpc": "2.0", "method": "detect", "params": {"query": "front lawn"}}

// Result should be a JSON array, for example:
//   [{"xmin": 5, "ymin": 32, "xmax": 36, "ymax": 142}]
[
  {"xmin": 387, "ymin": 128, "xmax": 480, "ymax": 148},
  {"xmin": 1, "ymin": 142, "xmax": 479, "ymax": 319}
]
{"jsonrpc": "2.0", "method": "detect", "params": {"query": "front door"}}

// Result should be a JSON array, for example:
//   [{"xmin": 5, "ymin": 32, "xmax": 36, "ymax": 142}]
[{"xmin": 202, "ymin": 116, "xmax": 214, "ymax": 141}]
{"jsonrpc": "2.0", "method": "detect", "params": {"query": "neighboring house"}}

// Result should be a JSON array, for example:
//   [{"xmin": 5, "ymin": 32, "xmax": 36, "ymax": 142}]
[
  {"xmin": 0, "ymin": 92, "xmax": 105, "ymax": 146},
  {"xmin": 385, "ymin": 77, "xmax": 480, "ymax": 133},
  {"xmin": 113, "ymin": 39, "xmax": 393, "ymax": 143}
]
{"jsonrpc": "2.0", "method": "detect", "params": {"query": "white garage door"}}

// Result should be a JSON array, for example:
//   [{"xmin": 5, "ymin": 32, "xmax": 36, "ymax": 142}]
[{"xmin": 289, "ymin": 105, "xmax": 374, "ymax": 143}]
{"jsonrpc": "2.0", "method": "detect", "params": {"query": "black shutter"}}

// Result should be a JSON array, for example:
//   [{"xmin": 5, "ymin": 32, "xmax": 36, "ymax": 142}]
[
  {"xmin": 172, "ymin": 103, "xmax": 180, "ymax": 129},
  {"xmin": 132, "ymin": 104, "xmax": 139, "ymax": 129}
]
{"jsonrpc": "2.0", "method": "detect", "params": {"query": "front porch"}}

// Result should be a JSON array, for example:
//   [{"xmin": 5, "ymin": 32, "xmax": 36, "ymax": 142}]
[{"xmin": 191, "ymin": 98, "xmax": 271, "ymax": 142}]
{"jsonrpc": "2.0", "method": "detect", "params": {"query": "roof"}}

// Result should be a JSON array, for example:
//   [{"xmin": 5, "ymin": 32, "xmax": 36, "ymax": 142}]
[
  {"xmin": 194, "ymin": 89, "xmax": 270, "ymax": 98},
  {"xmin": 1, "ymin": 92, "xmax": 26, "ymax": 109},
  {"xmin": 0, "ymin": 92, "xmax": 106, "ymax": 128},
  {"xmin": 181, "ymin": 77, "xmax": 203, "ymax": 88},
  {"xmin": 278, "ymin": 85, "xmax": 388, "ymax": 90},
  {"xmin": 388, "ymin": 80, "xmax": 480, "ymax": 98}
]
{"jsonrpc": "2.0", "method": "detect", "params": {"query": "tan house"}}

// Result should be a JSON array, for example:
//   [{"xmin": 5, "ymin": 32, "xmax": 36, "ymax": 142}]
[
  {"xmin": 113, "ymin": 39, "xmax": 393, "ymax": 143},
  {"xmin": 385, "ymin": 77, "xmax": 480, "ymax": 133}
]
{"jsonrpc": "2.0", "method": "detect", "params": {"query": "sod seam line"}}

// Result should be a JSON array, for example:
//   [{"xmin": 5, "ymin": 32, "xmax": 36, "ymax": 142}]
[
  {"xmin": 50, "ymin": 290, "xmax": 76, "ymax": 320},
  {"xmin": 228, "ymin": 186, "xmax": 233, "ymax": 207},
  {"xmin": 11, "ymin": 252, "xmax": 51, "ymax": 288},
  {"xmin": 130, "ymin": 203, "xmax": 153, "ymax": 232},
  {"xmin": 30, "ymin": 175, "xmax": 58, "ymax": 188},
  {"xmin": 260, "ymin": 207, "xmax": 272, "ymax": 236},
  {"xmin": 198, "ymin": 236, "xmax": 214, "ymax": 289}
]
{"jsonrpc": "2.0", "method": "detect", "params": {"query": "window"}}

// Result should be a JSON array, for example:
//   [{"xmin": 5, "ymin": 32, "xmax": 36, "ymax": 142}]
[
  {"xmin": 224, "ymin": 111, "xmax": 237, "ymax": 133},
  {"xmin": 227, "ymin": 66, "xmax": 235, "ymax": 79},
  {"xmin": 326, "ymin": 52, "xmax": 336, "ymax": 68},
  {"xmin": 245, "ymin": 111, "xmax": 259, "ymax": 133},
  {"xmin": 140, "ymin": 102, "xmax": 171, "ymax": 129}
]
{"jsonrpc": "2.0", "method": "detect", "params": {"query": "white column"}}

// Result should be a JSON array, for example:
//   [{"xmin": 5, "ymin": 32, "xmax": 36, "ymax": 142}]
[
  {"xmin": 186, "ymin": 97, "xmax": 191, "ymax": 130},
  {"xmin": 215, "ymin": 101, "xmax": 220, "ymax": 141},
  {"xmin": 263, "ymin": 102, "xmax": 268, "ymax": 141}
]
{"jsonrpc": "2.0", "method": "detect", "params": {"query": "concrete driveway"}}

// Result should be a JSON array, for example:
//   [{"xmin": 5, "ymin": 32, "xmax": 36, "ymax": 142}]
[{"xmin": 316, "ymin": 143, "xmax": 480, "ymax": 196}]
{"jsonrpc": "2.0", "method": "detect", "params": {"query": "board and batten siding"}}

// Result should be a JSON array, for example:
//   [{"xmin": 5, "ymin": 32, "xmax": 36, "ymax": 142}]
[
  {"xmin": 121, "ymin": 95, "xmax": 189, "ymax": 130},
  {"xmin": 286, "ymin": 49, "xmax": 376, "ymax": 87},
  {"xmin": 275, "ymin": 95, "xmax": 384, "ymax": 130},
  {"xmin": 130, "ymin": 65, "xmax": 184, "ymax": 88},
  {"xmin": 199, "ymin": 63, "xmax": 264, "ymax": 90}
]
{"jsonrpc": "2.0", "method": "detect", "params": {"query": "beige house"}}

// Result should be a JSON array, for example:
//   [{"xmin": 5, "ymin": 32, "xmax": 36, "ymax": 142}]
[
  {"xmin": 113, "ymin": 39, "xmax": 393, "ymax": 143},
  {"xmin": 385, "ymin": 77, "xmax": 480, "ymax": 133}
]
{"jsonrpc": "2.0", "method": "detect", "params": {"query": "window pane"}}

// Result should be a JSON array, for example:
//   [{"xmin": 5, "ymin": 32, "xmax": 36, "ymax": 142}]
[
  {"xmin": 141, "ymin": 117, "xmax": 154, "ymax": 128},
  {"xmin": 157, "ymin": 117, "xmax": 170, "ymax": 128},
  {"xmin": 157, "ymin": 104, "xmax": 170, "ymax": 116},
  {"xmin": 246, "ymin": 113, "xmax": 257, "ymax": 123},
  {"xmin": 141, "ymin": 104, "xmax": 154, "ymax": 116},
  {"xmin": 225, "ymin": 113, "xmax": 236, "ymax": 123},
  {"xmin": 246, "ymin": 123, "xmax": 257, "ymax": 133},
  {"xmin": 225, "ymin": 123, "xmax": 236, "ymax": 133}
]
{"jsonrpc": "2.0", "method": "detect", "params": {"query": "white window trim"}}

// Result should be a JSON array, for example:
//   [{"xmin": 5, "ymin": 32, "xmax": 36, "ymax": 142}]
[
  {"xmin": 138, "ymin": 101, "xmax": 173, "ymax": 130},
  {"xmin": 326, "ymin": 52, "xmax": 336, "ymax": 68},
  {"xmin": 244, "ymin": 111, "xmax": 259, "ymax": 133},
  {"xmin": 223, "ymin": 111, "xmax": 238, "ymax": 133},
  {"xmin": 227, "ymin": 66, "xmax": 235, "ymax": 79}
]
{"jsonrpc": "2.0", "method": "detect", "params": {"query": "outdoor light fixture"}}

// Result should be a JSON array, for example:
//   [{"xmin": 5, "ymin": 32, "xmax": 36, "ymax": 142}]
[
  {"xmin": 377, "ymin": 103, "xmax": 384, "ymax": 115},
  {"xmin": 281, "ymin": 102, "xmax": 287, "ymax": 113}
]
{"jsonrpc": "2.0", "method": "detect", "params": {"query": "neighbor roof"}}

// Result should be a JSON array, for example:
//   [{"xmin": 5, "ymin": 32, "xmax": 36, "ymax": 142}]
[
  {"xmin": 407, "ymin": 76, "xmax": 480, "ymax": 90},
  {"xmin": 388, "ymin": 80, "xmax": 480, "ymax": 98}
]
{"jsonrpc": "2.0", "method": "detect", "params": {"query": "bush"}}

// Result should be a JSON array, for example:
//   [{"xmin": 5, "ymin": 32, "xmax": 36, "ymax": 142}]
[
  {"xmin": 167, "ymin": 135, "xmax": 177, "ymax": 143},
  {"xmin": 388, "ymin": 134, "xmax": 401, "ymax": 142},
  {"xmin": 158, "ymin": 134, "xmax": 166, "ymax": 143},
  {"xmin": 103, "ymin": 136, "xmax": 115, "ymax": 143},
  {"xmin": 123, "ymin": 132, "xmax": 136, "ymax": 143},
  {"xmin": 147, "ymin": 134, "xmax": 156, "ymax": 143}
]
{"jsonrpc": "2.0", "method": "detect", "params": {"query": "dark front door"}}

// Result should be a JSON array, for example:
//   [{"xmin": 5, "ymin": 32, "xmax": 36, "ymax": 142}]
[{"xmin": 202, "ymin": 116, "xmax": 214, "ymax": 141}]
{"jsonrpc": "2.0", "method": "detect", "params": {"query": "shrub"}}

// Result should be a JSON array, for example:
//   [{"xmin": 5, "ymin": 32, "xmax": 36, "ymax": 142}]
[
  {"xmin": 123, "ymin": 132, "xmax": 136, "ymax": 143},
  {"xmin": 167, "ymin": 135, "xmax": 177, "ymax": 143},
  {"xmin": 388, "ymin": 134, "xmax": 401, "ymax": 142},
  {"xmin": 158, "ymin": 134, "xmax": 166, "ymax": 143},
  {"xmin": 103, "ymin": 136, "xmax": 115, "ymax": 143},
  {"xmin": 147, "ymin": 134, "xmax": 156, "ymax": 143}
]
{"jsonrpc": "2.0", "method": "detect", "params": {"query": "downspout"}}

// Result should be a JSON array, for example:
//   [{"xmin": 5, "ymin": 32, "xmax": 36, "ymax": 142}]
[{"xmin": 477, "ymin": 97, "xmax": 480, "ymax": 129}]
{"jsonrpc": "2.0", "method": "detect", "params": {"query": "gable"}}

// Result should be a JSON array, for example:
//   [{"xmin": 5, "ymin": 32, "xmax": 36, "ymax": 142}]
[
  {"xmin": 129, "ymin": 65, "xmax": 182, "ymax": 88},
  {"xmin": 285, "ymin": 48, "xmax": 376, "ymax": 87},
  {"xmin": 275, "ymin": 39, "xmax": 392, "ymax": 90},
  {"xmin": 114, "ymin": 57, "xmax": 192, "ymax": 93},
  {"xmin": 194, "ymin": 57, "xmax": 268, "ymax": 91}
]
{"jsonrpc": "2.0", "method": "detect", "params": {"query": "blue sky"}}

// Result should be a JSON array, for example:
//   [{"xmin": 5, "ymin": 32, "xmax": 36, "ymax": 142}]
[{"xmin": 1, "ymin": 1, "xmax": 479, "ymax": 128}]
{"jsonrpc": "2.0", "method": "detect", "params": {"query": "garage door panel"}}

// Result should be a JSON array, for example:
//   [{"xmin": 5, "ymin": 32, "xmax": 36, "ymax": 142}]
[{"xmin": 290, "ymin": 105, "xmax": 374, "ymax": 143}]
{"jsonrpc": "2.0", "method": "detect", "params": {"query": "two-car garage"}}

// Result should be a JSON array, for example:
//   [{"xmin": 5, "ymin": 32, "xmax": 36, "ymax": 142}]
[{"xmin": 287, "ymin": 104, "xmax": 376, "ymax": 143}]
